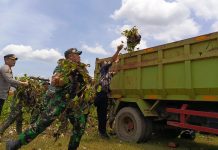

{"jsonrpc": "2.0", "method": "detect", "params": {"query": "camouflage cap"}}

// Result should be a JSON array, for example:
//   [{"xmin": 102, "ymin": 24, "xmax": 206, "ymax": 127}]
[{"xmin": 64, "ymin": 48, "xmax": 82, "ymax": 58}]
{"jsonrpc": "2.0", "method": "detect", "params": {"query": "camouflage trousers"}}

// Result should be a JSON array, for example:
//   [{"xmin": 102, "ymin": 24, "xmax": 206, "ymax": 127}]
[
  {"xmin": 18, "ymin": 92, "xmax": 88, "ymax": 150},
  {"xmin": 0, "ymin": 102, "xmax": 23, "ymax": 135},
  {"xmin": 0, "ymin": 100, "xmax": 45, "ymax": 135}
]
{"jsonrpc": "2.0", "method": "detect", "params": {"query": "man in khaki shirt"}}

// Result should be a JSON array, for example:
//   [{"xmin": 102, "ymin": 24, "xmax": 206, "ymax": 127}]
[{"xmin": 0, "ymin": 54, "xmax": 28, "ymax": 115}]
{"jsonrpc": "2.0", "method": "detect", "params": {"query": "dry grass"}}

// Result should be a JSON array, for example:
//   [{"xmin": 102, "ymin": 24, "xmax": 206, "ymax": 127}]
[
  {"xmin": 1, "ymin": 98, "xmax": 218, "ymax": 150},
  {"xmin": 1, "ymin": 129, "xmax": 218, "ymax": 150}
]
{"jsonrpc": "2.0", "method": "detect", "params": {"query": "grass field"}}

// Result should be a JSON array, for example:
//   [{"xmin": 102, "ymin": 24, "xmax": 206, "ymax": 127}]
[
  {"xmin": 0, "ymin": 99, "xmax": 218, "ymax": 150},
  {"xmin": 0, "ymin": 126, "xmax": 218, "ymax": 150}
]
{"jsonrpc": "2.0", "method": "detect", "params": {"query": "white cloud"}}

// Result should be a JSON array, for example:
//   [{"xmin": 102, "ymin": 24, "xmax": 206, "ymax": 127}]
[
  {"xmin": 180, "ymin": 0, "xmax": 218, "ymax": 20},
  {"xmin": 0, "ymin": 44, "xmax": 62, "ymax": 62},
  {"xmin": 113, "ymin": 25, "xmax": 132, "ymax": 35},
  {"xmin": 111, "ymin": 0, "xmax": 200, "ymax": 42},
  {"xmin": 112, "ymin": 0, "xmax": 190, "ymax": 25},
  {"xmin": 0, "ymin": 0, "xmax": 58, "ymax": 47},
  {"xmin": 211, "ymin": 22, "xmax": 218, "ymax": 32},
  {"xmin": 178, "ymin": 0, "xmax": 218, "ymax": 31},
  {"xmin": 81, "ymin": 44, "xmax": 109, "ymax": 55},
  {"xmin": 153, "ymin": 19, "xmax": 199, "ymax": 42},
  {"xmin": 138, "ymin": 39, "xmax": 147, "ymax": 49},
  {"xmin": 111, "ymin": 36, "xmax": 126, "ymax": 51}
]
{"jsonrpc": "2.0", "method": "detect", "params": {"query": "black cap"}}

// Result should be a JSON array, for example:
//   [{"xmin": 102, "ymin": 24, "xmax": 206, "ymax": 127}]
[
  {"xmin": 64, "ymin": 48, "xmax": 82, "ymax": 58},
  {"xmin": 4, "ymin": 54, "xmax": 18, "ymax": 60}
]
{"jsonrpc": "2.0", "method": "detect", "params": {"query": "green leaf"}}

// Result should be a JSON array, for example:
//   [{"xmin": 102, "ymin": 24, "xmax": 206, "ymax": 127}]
[{"xmin": 97, "ymin": 85, "xmax": 102, "ymax": 92}]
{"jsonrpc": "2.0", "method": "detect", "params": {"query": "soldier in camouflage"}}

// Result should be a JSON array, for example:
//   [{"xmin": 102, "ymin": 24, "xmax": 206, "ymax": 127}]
[{"xmin": 6, "ymin": 48, "xmax": 93, "ymax": 150}]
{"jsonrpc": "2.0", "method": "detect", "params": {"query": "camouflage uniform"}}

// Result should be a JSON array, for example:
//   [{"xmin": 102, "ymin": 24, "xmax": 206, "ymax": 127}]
[{"xmin": 16, "ymin": 62, "xmax": 91, "ymax": 150}]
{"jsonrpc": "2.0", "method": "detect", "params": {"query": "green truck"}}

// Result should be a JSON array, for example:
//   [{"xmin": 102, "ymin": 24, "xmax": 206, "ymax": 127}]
[{"xmin": 94, "ymin": 32, "xmax": 218, "ymax": 142}]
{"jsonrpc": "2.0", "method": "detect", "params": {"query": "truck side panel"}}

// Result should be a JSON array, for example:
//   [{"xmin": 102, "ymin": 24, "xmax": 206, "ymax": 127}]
[{"xmin": 107, "ymin": 32, "xmax": 218, "ymax": 101}]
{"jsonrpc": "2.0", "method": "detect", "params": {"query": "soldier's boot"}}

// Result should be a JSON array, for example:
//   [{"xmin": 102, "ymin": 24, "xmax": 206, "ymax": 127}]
[{"xmin": 6, "ymin": 140, "xmax": 21, "ymax": 150}]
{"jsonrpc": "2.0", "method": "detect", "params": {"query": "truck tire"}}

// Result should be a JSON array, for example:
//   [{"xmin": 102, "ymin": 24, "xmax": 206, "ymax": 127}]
[{"xmin": 115, "ymin": 107, "xmax": 152, "ymax": 143}]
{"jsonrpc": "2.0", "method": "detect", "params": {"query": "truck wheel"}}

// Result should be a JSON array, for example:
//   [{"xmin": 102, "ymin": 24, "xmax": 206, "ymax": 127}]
[{"xmin": 115, "ymin": 107, "xmax": 152, "ymax": 143}]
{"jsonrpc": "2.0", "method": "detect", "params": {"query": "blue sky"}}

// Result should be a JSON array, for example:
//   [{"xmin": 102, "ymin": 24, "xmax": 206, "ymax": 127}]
[{"xmin": 0, "ymin": 0, "xmax": 218, "ymax": 78}]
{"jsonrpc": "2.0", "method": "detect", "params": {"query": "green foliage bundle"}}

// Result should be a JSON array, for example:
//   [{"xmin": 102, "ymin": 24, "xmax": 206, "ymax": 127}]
[
  {"xmin": 14, "ymin": 74, "xmax": 48, "ymax": 113},
  {"xmin": 57, "ymin": 59, "xmax": 96, "ymax": 113},
  {"xmin": 122, "ymin": 26, "xmax": 141, "ymax": 52},
  {"xmin": 53, "ymin": 59, "xmax": 97, "ymax": 139}
]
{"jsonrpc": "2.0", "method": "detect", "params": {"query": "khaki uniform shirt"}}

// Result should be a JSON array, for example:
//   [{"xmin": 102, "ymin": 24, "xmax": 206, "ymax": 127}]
[{"xmin": 0, "ymin": 64, "xmax": 20, "ymax": 100}]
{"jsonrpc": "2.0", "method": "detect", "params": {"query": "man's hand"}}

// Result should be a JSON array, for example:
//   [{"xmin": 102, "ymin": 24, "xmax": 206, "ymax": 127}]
[
  {"xmin": 111, "ymin": 44, "xmax": 123, "ymax": 63},
  {"xmin": 20, "ymin": 81, "xmax": 29, "ymax": 86}
]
